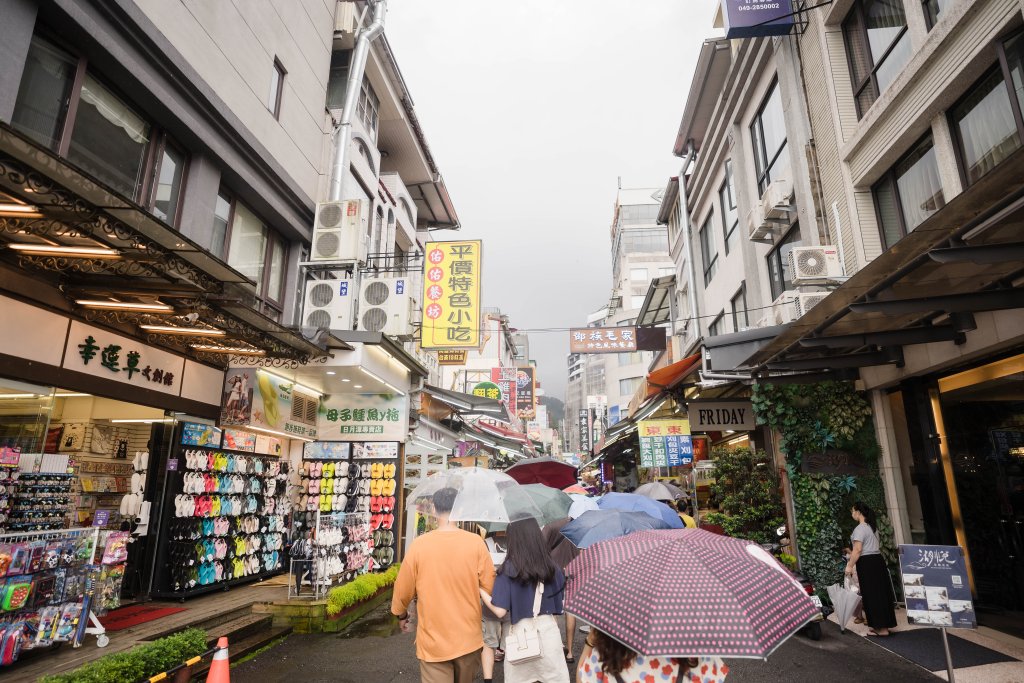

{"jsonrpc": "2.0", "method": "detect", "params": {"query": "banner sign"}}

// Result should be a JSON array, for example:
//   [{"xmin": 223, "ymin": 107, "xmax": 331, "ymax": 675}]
[
  {"xmin": 303, "ymin": 442, "xmax": 351, "ymax": 460},
  {"xmin": 421, "ymin": 240, "xmax": 482, "ymax": 348},
  {"xmin": 222, "ymin": 428, "xmax": 256, "ymax": 452},
  {"xmin": 578, "ymin": 408, "xmax": 591, "ymax": 454},
  {"xmin": 570, "ymin": 327, "xmax": 638, "ymax": 353},
  {"xmin": 721, "ymin": 0, "xmax": 794, "ymax": 39},
  {"xmin": 180, "ymin": 422, "xmax": 222, "ymax": 448},
  {"xmin": 353, "ymin": 442, "xmax": 399, "ymax": 459},
  {"xmin": 437, "ymin": 350, "xmax": 468, "ymax": 365},
  {"xmin": 516, "ymin": 367, "xmax": 536, "ymax": 420},
  {"xmin": 490, "ymin": 367, "xmax": 518, "ymax": 416},
  {"xmin": 219, "ymin": 368, "xmax": 318, "ymax": 439},
  {"xmin": 898, "ymin": 544, "xmax": 976, "ymax": 629},
  {"xmin": 638, "ymin": 419, "xmax": 692, "ymax": 467},
  {"xmin": 471, "ymin": 381, "xmax": 502, "ymax": 401},
  {"xmin": 319, "ymin": 393, "xmax": 408, "ymax": 441},
  {"xmin": 687, "ymin": 401, "xmax": 756, "ymax": 431}
]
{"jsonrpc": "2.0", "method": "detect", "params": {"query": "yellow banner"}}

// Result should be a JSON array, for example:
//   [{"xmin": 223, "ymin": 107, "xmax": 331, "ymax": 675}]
[
  {"xmin": 421, "ymin": 240, "xmax": 482, "ymax": 349},
  {"xmin": 638, "ymin": 419, "xmax": 691, "ymax": 437}
]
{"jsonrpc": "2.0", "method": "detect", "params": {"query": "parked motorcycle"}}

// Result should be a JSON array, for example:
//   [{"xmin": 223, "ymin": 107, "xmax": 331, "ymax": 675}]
[{"xmin": 762, "ymin": 526, "xmax": 831, "ymax": 640}]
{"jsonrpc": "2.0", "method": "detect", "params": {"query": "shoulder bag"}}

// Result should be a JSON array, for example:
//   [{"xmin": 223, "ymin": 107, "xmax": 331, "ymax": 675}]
[{"xmin": 504, "ymin": 582, "xmax": 544, "ymax": 664}]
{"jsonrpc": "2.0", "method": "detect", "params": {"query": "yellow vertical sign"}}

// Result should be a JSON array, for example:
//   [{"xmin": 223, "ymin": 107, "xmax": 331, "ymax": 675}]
[{"xmin": 421, "ymin": 240, "xmax": 482, "ymax": 349}]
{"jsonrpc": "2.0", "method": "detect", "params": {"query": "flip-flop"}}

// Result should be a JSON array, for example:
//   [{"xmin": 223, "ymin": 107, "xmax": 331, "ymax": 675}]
[{"xmin": 867, "ymin": 630, "xmax": 891, "ymax": 637}]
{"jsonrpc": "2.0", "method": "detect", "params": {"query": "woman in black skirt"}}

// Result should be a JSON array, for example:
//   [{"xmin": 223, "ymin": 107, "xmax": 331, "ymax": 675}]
[{"xmin": 844, "ymin": 501, "xmax": 897, "ymax": 636}]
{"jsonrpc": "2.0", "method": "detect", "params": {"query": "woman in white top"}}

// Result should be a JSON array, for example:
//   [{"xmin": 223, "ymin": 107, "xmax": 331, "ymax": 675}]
[{"xmin": 844, "ymin": 501, "xmax": 896, "ymax": 636}]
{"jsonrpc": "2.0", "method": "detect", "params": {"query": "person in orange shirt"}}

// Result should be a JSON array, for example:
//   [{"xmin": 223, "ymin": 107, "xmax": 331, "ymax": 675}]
[{"xmin": 392, "ymin": 487, "xmax": 496, "ymax": 683}]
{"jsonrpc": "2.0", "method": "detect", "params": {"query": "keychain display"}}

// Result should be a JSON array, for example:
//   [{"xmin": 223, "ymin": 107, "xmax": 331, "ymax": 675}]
[{"xmin": 6, "ymin": 474, "xmax": 73, "ymax": 532}]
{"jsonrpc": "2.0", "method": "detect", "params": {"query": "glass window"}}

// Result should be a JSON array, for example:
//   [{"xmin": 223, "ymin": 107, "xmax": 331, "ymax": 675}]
[
  {"xmin": 708, "ymin": 313, "xmax": 724, "ymax": 337},
  {"xmin": 356, "ymin": 78, "xmax": 380, "ymax": 140},
  {"xmin": 873, "ymin": 135, "xmax": 945, "ymax": 249},
  {"xmin": 658, "ymin": 267, "xmax": 674, "ymax": 277},
  {"xmin": 719, "ymin": 160, "xmax": 739, "ymax": 254},
  {"xmin": 618, "ymin": 351, "xmax": 643, "ymax": 366},
  {"xmin": 67, "ymin": 75, "xmax": 151, "ymax": 196},
  {"xmin": 630, "ymin": 295, "xmax": 646, "ymax": 309},
  {"xmin": 619, "ymin": 377, "xmax": 642, "ymax": 396},
  {"xmin": 843, "ymin": 0, "xmax": 912, "ymax": 117},
  {"xmin": 731, "ymin": 285, "xmax": 749, "ymax": 331},
  {"xmin": 1005, "ymin": 32, "xmax": 1024, "ymax": 116},
  {"xmin": 268, "ymin": 59, "xmax": 285, "ymax": 119},
  {"xmin": 751, "ymin": 81, "xmax": 790, "ymax": 195},
  {"xmin": 151, "ymin": 143, "xmax": 185, "ymax": 225},
  {"xmin": 699, "ymin": 213, "xmax": 718, "ymax": 286},
  {"xmin": 952, "ymin": 68, "xmax": 1021, "ymax": 185},
  {"xmin": 923, "ymin": 0, "xmax": 950, "ymax": 28},
  {"xmin": 266, "ymin": 236, "xmax": 285, "ymax": 303},
  {"xmin": 210, "ymin": 190, "xmax": 232, "ymax": 258},
  {"xmin": 767, "ymin": 226, "xmax": 803, "ymax": 300},
  {"xmin": 227, "ymin": 202, "xmax": 268, "ymax": 288},
  {"xmin": 11, "ymin": 36, "xmax": 76, "ymax": 150},
  {"xmin": 630, "ymin": 267, "xmax": 648, "ymax": 281},
  {"xmin": 619, "ymin": 204, "xmax": 660, "ymax": 226},
  {"xmin": 326, "ymin": 51, "xmax": 350, "ymax": 109},
  {"xmin": 621, "ymin": 227, "xmax": 670, "ymax": 253}
]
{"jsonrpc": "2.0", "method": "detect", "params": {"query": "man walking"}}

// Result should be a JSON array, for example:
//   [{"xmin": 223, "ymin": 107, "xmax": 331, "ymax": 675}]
[{"xmin": 392, "ymin": 487, "xmax": 496, "ymax": 683}]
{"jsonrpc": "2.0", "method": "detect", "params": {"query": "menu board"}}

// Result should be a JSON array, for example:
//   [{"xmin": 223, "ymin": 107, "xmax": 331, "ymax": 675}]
[{"xmin": 898, "ymin": 544, "xmax": 976, "ymax": 629}]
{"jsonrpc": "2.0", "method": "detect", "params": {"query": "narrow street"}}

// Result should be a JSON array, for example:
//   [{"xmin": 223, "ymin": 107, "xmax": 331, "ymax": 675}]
[{"xmin": 232, "ymin": 604, "xmax": 938, "ymax": 682}]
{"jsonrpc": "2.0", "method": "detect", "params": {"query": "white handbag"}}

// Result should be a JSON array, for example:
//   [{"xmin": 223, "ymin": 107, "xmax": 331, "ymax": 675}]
[{"xmin": 504, "ymin": 582, "xmax": 545, "ymax": 664}]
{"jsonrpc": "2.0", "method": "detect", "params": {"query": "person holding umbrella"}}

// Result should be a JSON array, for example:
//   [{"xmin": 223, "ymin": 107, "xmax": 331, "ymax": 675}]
[{"xmin": 578, "ymin": 629, "xmax": 707, "ymax": 683}]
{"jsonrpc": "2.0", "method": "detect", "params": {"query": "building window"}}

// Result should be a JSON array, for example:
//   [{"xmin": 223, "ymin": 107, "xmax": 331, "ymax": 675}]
[
  {"xmin": 750, "ymin": 80, "xmax": 790, "ymax": 195},
  {"xmin": 708, "ymin": 313, "xmax": 724, "ymax": 337},
  {"xmin": 923, "ymin": 0, "xmax": 950, "ymax": 28},
  {"xmin": 719, "ymin": 160, "xmax": 739, "ymax": 254},
  {"xmin": 326, "ymin": 51, "xmax": 350, "ymax": 110},
  {"xmin": 210, "ymin": 190, "xmax": 232, "ymax": 258},
  {"xmin": 618, "ymin": 351, "xmax": 643, "ymax": 366},
  {"xmin": 619, "ymin": 376, "xmax": 642, "ymax": 396},
  {"xmin": 11, "ymin": 35, "xmax": 187, "ymax": 223},
  {"xmin": 621, "ymin": 227, "xmax": 670, "ymax": 253},
  {"xmin": 873, "ymin": 135, "xmax": 945, "ymax": 249},
  {"xmin": 630, "ymin": 267, "xmax": 649, "ymax": 281},
  {"xmin": 222, "ymin": 194, "xmax": 288, "ymax": 318},
  {"xmin": 698, "ymin": 213, "xmax": 718, "ymax": 286},
  {"xmin": 356, "ymin": 77, "xmax": 380, "ymax": 141},
  {"xmin": 951, "ymin": 50, "xmax": 1024, "ymax": 187},
  {"xmin": 268, "ymin": 58, "xmax": 286, "ymax": 119},
  {"xmin": 843, "ymin": 0, "xmax": 912, "ymax": 118},
  {"xmin": 731, "ymin": 284, "xmax": 749, "ymax": 331},
  {"xmin": 658, "ymin": 267, "xmax": 674, "ymax": 277},
  {"xmin": 766, "ymin": 225, "xmax": 803, "ymax": 300},
  {"xmin": 618, "ymin": 204, "xmax": 661, "ymax": 226}
]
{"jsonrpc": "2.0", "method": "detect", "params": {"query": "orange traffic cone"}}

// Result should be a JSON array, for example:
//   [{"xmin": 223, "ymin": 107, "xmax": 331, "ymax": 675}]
[{"xmin": 206, "ymin": 636, "xmax": 230, "ymax": 682}]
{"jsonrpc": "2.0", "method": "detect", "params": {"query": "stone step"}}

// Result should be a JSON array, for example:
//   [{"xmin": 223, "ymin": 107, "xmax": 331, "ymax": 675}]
[
  {"xmin": 190, "ymin": 625, "xmax": 293, "ymax": 680},
  {"xmin": 203, "ymin": 612, "xmax": 275, "ymax": 647}
]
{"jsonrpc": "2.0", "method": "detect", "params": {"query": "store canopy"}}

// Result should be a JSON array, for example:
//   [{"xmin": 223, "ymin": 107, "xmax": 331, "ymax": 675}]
[
  {"xmin": 645, "ymin": 352, "xmax": 702, "ymax": 399},
  {"xmin": 636, "ymin": 276, "xmax": 676, "ymax": 327},
  {"xmin": 422, "ymin": 384, "xmax": 509, "ymax": 421},
  {"xmin": 475, "ymin": 419, "xmax": 531, "ymax": 445},
  {"xmin": 461, "ymin": 422, "xmax": 527, "ymax": 457}
]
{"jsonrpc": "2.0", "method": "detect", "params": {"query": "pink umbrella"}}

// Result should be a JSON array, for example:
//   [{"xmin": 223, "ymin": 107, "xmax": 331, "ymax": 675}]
[
  {"xmin": 562, "ymin": 484, "xmax": 589, "ymax": 495},
  {"xmin": 564, "ymin": 529, "xmax": 820, "ymax": 659}
]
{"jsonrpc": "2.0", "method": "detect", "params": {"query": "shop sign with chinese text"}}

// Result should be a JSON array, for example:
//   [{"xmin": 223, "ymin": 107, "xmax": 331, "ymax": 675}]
[
  {"xmin": 516, "ymin": 367, "xmax": 536, "ymax": 420},
  {"xmin": 421, "ymin": 240, "xmax": 482, "ymax": 349},
  {"xmin": 638, "ymin": 419, "xmax": 692, "ymax": 467},
  {"xmin": 569, "ymin": 327, "xmax": 637, "ymax": 353},
  {"xmin": 898, "ymin": 544, "xmax": 976, "ymax": 629},
  {"xmin": 490, "ymin": 367, "xmax": 517, "ymax": 415},
  {"xmin": 437, "ymin": 350, "xmax": 468, "ymax": 365},
  {"xmin": 219, "ymin": 368, "xmax": 318, "ymax": 440},
  {"xmin": 64, "ymin": 321, "xmax": 185, "ymax": 395},
  {"xmin": 578, "ymin": 408, "xmax": 591, "ymax": 454},
  {"xmin": 471, "ymin": 381, "xmax": 502, "ymax": 401},
  {"xmin": 319, "ymin": 393, "xmax": 408, "ymax": 441}
]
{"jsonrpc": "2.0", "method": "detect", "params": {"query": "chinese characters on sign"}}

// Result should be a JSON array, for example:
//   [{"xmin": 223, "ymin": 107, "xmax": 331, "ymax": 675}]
[
  {"xmin": 638, "ymin": 419, "xmax": 693, "ymax": 467},
  {"xmin": 898, "ymin": 544, "xmax": 976, "ymax": 629},
  {"xmin": 490, "ymin": 367, "xmax": 518, "ymax": 416},
  {"xmin": 569, "ymin": 327, "xmax": 637, "ymax": 354},
  {"xmin": 578, "ymin": 409, "xmax": 591, "ymax": 454},
  {"xmin": 516, "ymin": 367, "xmax": 536, "ymax": 420},
  {"xmin": 319, "ymin": 393, "xmax": 408, "ymax": 442},
  {"xmin": 420, "ymin": 240, "xmax": 482, "ymax": 349},
  {"xmin": 721, "ymin": 0, "xmax": 795, "ymax": 39},
  {"xmin": 471, "ymin": 381, "xmax": 502, "ymax": 402},
  {"xmin": 436, "ymin": 350, "xmax": 468, "ymax": 365},
  {"xmin": 64, "ymin": 321, "xmax": 184, "ymax": 396}
]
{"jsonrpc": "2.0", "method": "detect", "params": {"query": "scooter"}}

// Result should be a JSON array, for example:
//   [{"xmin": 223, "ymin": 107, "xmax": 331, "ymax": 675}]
[{"xmin": 762, "ymin": 526, "xmax": 831, "ymax": 641}]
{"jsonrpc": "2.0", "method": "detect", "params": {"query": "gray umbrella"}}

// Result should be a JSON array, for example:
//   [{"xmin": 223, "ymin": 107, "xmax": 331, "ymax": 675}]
[
  {"xmin": 827, "ymin": 580, "xmax": 862, "ymax": 632},
  {"xmin": 634, "ymin": 481, "xmax": 686, "ymax": 502}
]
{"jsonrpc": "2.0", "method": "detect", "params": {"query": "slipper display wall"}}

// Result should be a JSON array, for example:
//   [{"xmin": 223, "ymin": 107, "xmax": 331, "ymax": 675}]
[{"xmin": 151, "ymin": 444, "xmax": 288, "ymax": 599}]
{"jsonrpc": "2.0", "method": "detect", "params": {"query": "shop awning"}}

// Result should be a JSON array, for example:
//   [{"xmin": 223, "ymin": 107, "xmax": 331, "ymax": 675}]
[
  {"xmin": 461, "ymin": 422, "xmax": 527, "ymax": 456},
  {"xmin": 421, "ymin": 384, "xmax": 510, "ymax": 421},
  {"xmin": 645, "ymin": 353, "xmax": 702, "ymax": 398},
  {"xmin": 475, "ymin": 419, "xmax": 530, "ymax": 445},
  {"xmin": 636, "ymin": 276, "xmax": 676, "ymax": 326}
]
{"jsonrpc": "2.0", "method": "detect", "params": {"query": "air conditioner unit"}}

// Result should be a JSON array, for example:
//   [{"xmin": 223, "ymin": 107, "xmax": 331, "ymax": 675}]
[
  {"xmin": 795, "ymin": 292, "xmax": 829, "ymax": 317},
  {"xmin": 311, "ymin": 200, "xmax": 367, "ymax": 263},
  {"xmin": 761, "ymin": 179, "xmax": 794, "ymax": 220},
  {"xmin": 358, "ymin": 277, "xmax": 410, "ymax": 336},
  {"xmin": 769, "ymin": 290, "xmax": 800, "ymax": 326},
  {"xmin": 302, "ymin": 276, "xmax": 354, "ymax": 330},
  {"xmin": 789, "ymin": 246, "xmax": 843, "ymax": 284}
]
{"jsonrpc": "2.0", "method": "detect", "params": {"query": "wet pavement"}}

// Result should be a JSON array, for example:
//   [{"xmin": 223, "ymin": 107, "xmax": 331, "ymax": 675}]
[{"xmin": 232, "ymin": 604, "xmax": 940, "ymax": 682}]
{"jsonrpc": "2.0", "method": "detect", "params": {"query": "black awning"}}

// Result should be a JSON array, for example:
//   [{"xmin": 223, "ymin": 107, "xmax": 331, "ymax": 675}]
[{"xmin": 422, "ymin": 384, "xmax": 510, "ymax": 422}]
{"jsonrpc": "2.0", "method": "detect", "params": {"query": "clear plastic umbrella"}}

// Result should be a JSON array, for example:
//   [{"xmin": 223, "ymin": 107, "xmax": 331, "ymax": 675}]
[
  {"xmin": 827, "ymin": 579, "xmax": 862, "ymax": 633},
  {"xmin": 634, "ymin": 481, "xmax": 686, "ymax": 502},
  {"xmin": 408, "ymin": 467, "xmax": 544, "ymax": 523}
]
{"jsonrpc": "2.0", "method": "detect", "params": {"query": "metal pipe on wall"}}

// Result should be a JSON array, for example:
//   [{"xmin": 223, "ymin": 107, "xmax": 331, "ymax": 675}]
[{"xmin": 678, "ymin": 142, "xmax": 702, "ymax": 344}]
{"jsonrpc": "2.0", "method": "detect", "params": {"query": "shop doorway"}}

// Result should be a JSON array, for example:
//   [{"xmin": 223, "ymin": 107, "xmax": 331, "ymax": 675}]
[{"xmin": 939, "ymin": 357, "xmax": 1024, "ymax": 637}]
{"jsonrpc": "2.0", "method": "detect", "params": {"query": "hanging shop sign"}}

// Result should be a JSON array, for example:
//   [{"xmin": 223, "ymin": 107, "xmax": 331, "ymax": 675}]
[
  {"xmin": 578, "ymin": 408, "xmax": 591, "ymax": 454},
  {"xmin": 516, "ymin": 367, "xmax": 536, "ymax": 420},
  {"xmin": 638, "ymin": 419, "xmax": 692, "ymax": 467},
  {"xmin": 490, "ymin": 367, "xmax": 518, "ymax": 416},
  {"xmin": 437, "ymin": 350, "xmax": 468, "ymax": 365},
  {"xmin": 687, "ymin": 400, "xmax": 756, "ymax": 431},
  {"xmin": 801, "ymin": 448, "xmax": 869, "ymax": 476},
  {"xmin": 898, "ymin": 544, "xmax": 976, "ymax": 629},
  {"xmin": 421, "ymin": 240, "xmax": 482, "ymax": 349},
  {"xmin": 319, "ymin": 393, "xmax": 408, "ymax": 441},
  {"xmin": 471, "ymin": 381, "xmax": 502, "ymax": 401},
  {"xmin": 64, "ymin": 321, "xmax": 185, "ymax": 395},
  {"xmin": 219, "ymin": 368, "xmax": 318, "ymax": 440},
  {"xmin": 570, "ymin": 327, "xmax": 638, "ymax": 353},
  {"xmin": 721, "ymin": 0, "xmax": 794, "ymax": 39}
]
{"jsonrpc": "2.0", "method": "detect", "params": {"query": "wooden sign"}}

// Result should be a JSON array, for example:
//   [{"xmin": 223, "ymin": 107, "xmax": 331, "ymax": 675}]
[{"xmin": 801, "ymin": 448, "xmax": 869, "ymax": 476}]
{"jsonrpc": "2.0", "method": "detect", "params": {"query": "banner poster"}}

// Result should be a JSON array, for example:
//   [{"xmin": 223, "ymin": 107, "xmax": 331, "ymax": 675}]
[
  {"xmin": 222, "ymin": 428, "xmax": 256, "ymax": 453},
  {"xmin": 319, "ymin": 393, "xmax": 408, "ymax": 441},
  {"xmin": 352, "ymin": 442, "xmax": 400, "ymax": 460},
  {"xmin": 516, "ymin": 367, "xmax": 536, "ymax": 420},
  {"xmin": 180, "ymin": 422, "xmax": 222, "ymax": 448},
  {"xmin": 638, "ymin": 419, "xmax": 692, "ymax": 467},
  {"xmin": 898, "ymin": 544, "xmax": 976, "ymax": 629},
  {"xmin": 490, "ymin": 367, "xmax": 518, "ymax": 415},
  {"xmin": 578, "ymin": 408, "xmax": 591, "ymax": 454},
  {"xmin": 219, "ymin": 368, "xmax": 317, "ymax": 439},
  {"xmin": 303, "ymin": 442, "xmax": 351, "ymax": 460},
  {"xmin": 421, "ymin": 240, "xmax": 482, "ymax": 349}
]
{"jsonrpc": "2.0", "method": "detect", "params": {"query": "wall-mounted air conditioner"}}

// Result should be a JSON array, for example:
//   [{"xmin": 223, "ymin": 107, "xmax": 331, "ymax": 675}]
[
  {"xmin": 789, "ymin": 246, "xmax": 843, "ymax": 285},
  {"xmin": 769, "ymin": 290, "xmax": 800, "ymax": 326},
  {"xmin": 311, "ymin": 200, "xmax": 368, "ymax": 263},
  {"xmin": 795, "ymin": 292, "xmax": 829, "ymax": 317},
  {"xmin": 301, "ymin": 275, "xmax": 354, "ymax": 330},
  {"xmin": 750, "ymin": 179, "xmax": 794, "ymax": 242},
  {"xmin": 358, "ymin": 277, "xmax": 410, "ymax": 336}
]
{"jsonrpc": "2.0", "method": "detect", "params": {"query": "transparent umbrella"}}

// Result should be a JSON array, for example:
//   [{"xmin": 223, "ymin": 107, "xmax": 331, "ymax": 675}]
[
  {"xmin": 408, "ymin": 467, "xmax": 544, "ymax": 523},
  {"xmin": 634, "ymin": 481, "xmax": 686, "ymax": 502}
]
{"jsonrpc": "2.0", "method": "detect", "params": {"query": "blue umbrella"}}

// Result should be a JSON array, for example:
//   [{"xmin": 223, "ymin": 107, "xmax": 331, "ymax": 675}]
[
  {"xmin": 598, "ymin": 492, "xmax": 684, "ymax": 528},
  {"xmin": 560, "ymin": 510, "xmax": 672, "ymax": 548}
]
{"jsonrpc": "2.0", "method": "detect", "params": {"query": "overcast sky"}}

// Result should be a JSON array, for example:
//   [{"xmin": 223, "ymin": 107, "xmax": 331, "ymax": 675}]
[{"xmin": 387, "ymin": 0, "xmax": 720, "ymax": 401}]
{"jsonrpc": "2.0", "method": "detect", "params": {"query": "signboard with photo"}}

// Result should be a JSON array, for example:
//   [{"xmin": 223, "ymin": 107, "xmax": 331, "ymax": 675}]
[
  {"xmin": 303, "ymin": 442, "xmax": 352, "ymax": 460},
  {"xmin": 516, "ymin": 367, "xmax": 536, "ymax": 420},
  {"xmin": 219, "ymin": 369, "xmax": 318, "ymax": 440},
  {"xmin": 222, "ymin": 428, "xmax": 256, "ymax": 453},
  {"xmin": 180, "ymin": 422, "xmax": 223, "ymax": 448},
  {"xmin": 352, "ymin": 442, "xmax": 399, "ymax": 460},
  {"xmin": 898, "ymin": 544, "xmax": 976, "ymax": 629}
]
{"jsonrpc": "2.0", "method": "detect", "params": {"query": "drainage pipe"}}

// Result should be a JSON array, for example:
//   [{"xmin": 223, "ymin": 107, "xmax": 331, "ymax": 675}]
[{"xmin": 678, "ymin": 142, "xmax": 702, "ymax": 344}]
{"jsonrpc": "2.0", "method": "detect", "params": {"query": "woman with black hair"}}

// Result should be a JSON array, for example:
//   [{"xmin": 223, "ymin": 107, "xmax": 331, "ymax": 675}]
[
  {"xmin": 480, "ymin": 518, "xmax": 570, "ymax": 683},
  {"xmin": 845, "ymin": 501, "xmax": 897, "ymax": 636},
  {"xmin": 578, "ymin": 628, "xmax": 698, "ymax": 683}
]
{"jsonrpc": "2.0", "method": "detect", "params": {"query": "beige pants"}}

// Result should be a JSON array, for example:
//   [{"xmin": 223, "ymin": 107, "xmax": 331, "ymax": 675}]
[{"xmin": 419, "ymin": 648, "xmax": 482, "ymax": 683}]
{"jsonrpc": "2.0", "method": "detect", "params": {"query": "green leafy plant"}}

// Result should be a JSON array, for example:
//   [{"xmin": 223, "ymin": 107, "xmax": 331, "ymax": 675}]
[
  {"xmin": 778, "ymin": 553, "xmax": 798, "ymax": 571},
  {"xmin": 702, "ymin": 447, "xmax": 786, "ymax": 545},
  {"xmin": 326, "ymin": 564, "xmax": 401, "ymax": 616},
  {"xmin": 41, "ymin": 628, "xmax": 207, "ymax": 683}
]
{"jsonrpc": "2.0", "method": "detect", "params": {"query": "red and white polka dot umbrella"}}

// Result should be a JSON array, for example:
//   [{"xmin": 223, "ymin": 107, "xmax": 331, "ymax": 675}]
[{"xmin": 564, "ymin": 529, "xmax": 820, "ymax": 660}]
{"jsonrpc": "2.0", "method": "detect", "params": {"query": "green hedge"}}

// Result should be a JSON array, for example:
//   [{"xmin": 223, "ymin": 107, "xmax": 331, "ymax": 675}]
[
  {"xmin": 325, "ymin": 565, "xmax": 400, "ymax": 617},
  {"xmin": 41, "ymin": 628, "xmax": 207, "ymax": 683}
]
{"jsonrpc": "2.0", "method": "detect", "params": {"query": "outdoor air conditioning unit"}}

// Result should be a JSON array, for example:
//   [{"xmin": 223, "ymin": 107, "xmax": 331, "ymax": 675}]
[
  {"xmin": 789, "ymin": 246, "xmax": 843, "ymax": 284},
  {"xmin": 311, "ymin": 200, "xmax": 368, "ymax": 263},
  {"xmin": 302, "ymin": 275, "xmax": 354, "ymax": 330},
  {"xmin": 761, "ymin": 179, "xmax": 794, "ymax": 220},
  {"xmin": 769, "ymin": 290, "xmax": 800, "ymax": 326},
  {"xmin": 795, "ymin": 292, "xmax": 829, "ymax": 317},
  {"xmin": 358, "ymin": 277, "xmax": 410, "ymax": 336}
]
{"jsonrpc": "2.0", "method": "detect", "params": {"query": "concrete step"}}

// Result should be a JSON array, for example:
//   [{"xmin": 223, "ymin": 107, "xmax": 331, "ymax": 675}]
[
  {"xmin": 144, "ymin": 603, "xmax": 256, "ymax": 641},
  {"xmin": 203, "ymin": 612, "xmax": 275, "ymax": 647},
  {"xmin": 190, "ymin": 625, "xmax": 293, "ymax": 680}
]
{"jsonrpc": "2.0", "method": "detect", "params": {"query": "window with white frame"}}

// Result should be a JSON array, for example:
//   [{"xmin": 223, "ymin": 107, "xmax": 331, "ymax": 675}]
[
  {"xmin": 356, "ymin": 77, "xmax": 380, "ymax": 141},
  {"xmin": 843, "ymin": 0, "xmax": 912, "ymax": 118}
]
